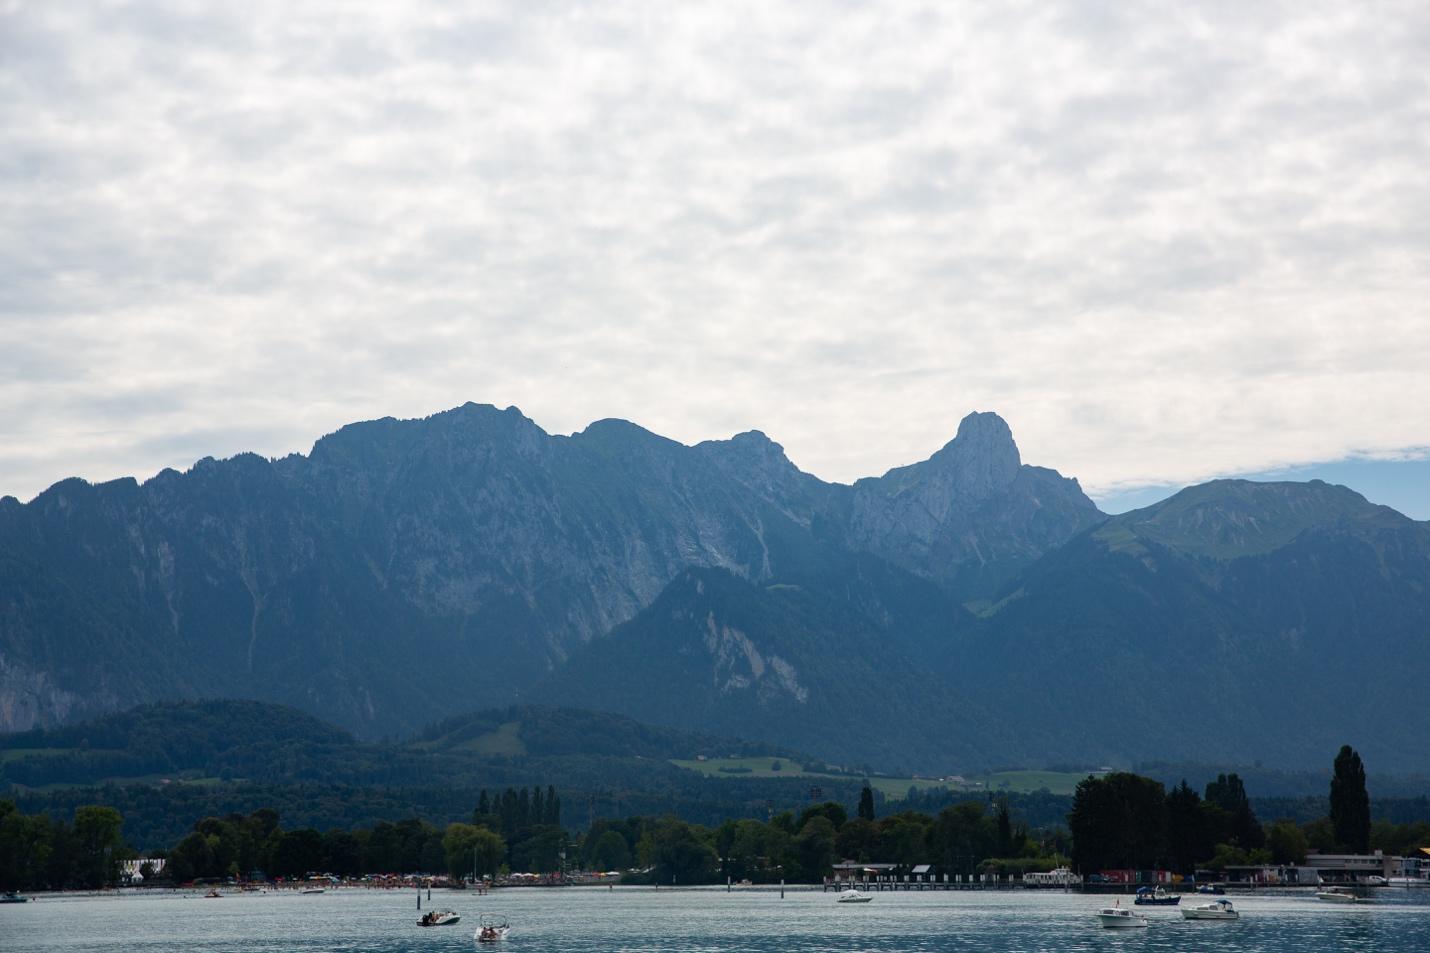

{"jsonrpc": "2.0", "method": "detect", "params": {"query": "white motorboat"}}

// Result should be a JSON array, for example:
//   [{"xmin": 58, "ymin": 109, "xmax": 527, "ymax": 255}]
[
  {"xmin": 1315, "ymin": 886, "xmax": 1361, "ymax": 903},
  {"xmin": 300, "ymin": 887, "xmax": 325, "ymax": 895},
  {"xmin": 1182, "ymin": 898, "xmax": 1239, "ymax": 920},
  {"xmin": 476, "ymin": 913, "xmax": 511, "ymax": 942},
  {"xmin": 836, "ymin": 888, "xmax": 872, "ymax": 903},
  {"xmin": 416, "ymin": 909, "xmax": 461, "ymax": 926},
  {"xmin": 1096, "ymin": 904, "xmax": 1148, "ymax": 928}
]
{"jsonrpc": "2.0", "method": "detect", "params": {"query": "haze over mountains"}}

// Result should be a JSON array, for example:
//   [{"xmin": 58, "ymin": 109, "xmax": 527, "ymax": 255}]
[{"xmin": 2, "ymin": 402, "xmax": 1427, "ymax": 773}]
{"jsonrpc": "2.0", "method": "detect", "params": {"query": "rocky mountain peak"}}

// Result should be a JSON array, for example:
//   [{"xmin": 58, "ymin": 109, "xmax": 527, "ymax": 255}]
[{"xmin": 926, "ymin": 411, "xmax": 1021, "ymax": 493}]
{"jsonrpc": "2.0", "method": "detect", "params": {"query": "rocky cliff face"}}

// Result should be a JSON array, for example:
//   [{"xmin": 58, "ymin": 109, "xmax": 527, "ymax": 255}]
[
  {"xmin": 0, "ymin": 403, "xmax": 1095, "ymax": 736},
  {"xmin": 848, "ymin": 411, "xmax": 1104, "ymax": 597}
]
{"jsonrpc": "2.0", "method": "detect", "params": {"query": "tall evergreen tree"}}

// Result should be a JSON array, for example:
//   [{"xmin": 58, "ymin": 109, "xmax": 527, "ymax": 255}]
[
  {"xmin": 995, "ymin": 799, "xmax": 1014, "ymax": 857},
  {"xmin": 532, "ymin": 787, "xmax": 545, "ymax": 828},
  {"xmin": 857, "ymin": 785, "xmax": 876, "ymax": 822},
  {"xmin": 1330, "ymin": 745, "xmax": 1370, "ymax": 853},
  {"xmin": 1204, "ymin": 773, "xmax": 1264, "ymax": 848},
  {"xmin": 546, "ymin": 785, "xmax": 560, "ymax": 825},
  {"xmin": 477, "ymin": 790, "xmax": 490, "ymax": 817},
  {"xmin": 1164, "ymin": 780, "xmax": 1207, "ymax": 873}
]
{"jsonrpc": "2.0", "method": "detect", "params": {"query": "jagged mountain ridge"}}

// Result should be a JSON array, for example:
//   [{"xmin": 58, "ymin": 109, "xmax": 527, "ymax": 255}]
[
  {"xmin": 950, "ymin": 479, "xmax": 1430, "ymax": 770},
  {"xmin": 547, "ymin": 477, "xmax": 1430, "ymax": 772},
  {"xmin": 0, "ymin": 402, "xmax": 1097, "ymax": 737}
]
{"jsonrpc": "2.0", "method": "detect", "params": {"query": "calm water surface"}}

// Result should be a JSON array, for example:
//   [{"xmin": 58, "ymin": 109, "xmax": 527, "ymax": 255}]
[{"xmin": 3, "ymin": 887, "xmax": 1428, "ymax": 952}]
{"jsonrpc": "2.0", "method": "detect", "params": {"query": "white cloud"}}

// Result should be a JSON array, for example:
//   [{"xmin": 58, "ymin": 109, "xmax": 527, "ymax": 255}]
[{"xmin": 2, "ymin": 0, "xmax": 1428, "ymax": 501}]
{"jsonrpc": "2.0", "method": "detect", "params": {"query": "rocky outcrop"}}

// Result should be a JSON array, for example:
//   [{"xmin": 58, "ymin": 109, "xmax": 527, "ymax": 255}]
[
  {"xmin": 848, "ymin": 411, "xmax": 1104, "ymax": 597},
  {"xmin": 0, "ymin": 402, "xmax": 1096, "ymax": 736}
]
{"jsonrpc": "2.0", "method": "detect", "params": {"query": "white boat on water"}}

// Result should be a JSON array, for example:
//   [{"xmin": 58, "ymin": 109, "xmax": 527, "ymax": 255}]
[
  {"xmin": 300, "ymin": 887, "xmax": 325, "ymax": 895},
  {"xmin": 1096, "ymin": 904, "xmax": 1148, "ymax": 928},
  {"xmin": 1182, "ymin": 898, "xmax": 1239, "ymax": 920},
  {"xmin": 1315, "ymin": 887, "xmax": 1362, "ymax": 903},
  {"xmin": 476, "ymin": 913, "xmax": 511, "ymax": 942},
  {"xmin": 416, "ymin": 909, "xmax": 461, "ymax": 926},
  {"xmin": 836, "ymin": 889, "xmax": 872, "ymax": 903}
]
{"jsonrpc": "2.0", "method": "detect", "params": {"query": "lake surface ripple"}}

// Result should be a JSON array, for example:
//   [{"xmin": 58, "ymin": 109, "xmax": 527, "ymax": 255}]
[{"xmin": 3, "ymin": 886, "xmax": 1428, "ymax": 952}]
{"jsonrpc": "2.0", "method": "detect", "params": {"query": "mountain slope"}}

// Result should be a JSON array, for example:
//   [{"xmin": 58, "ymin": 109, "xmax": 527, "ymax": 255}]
[
  {"xmin": 957, "ymin": 480, "xmax": 1430, "ymax": 770},
  {"xmin": 543, "ymin": 565, "xmax": 1017, "ymax": 771},
  {"xmin": 0, "ymin": 403, "xmax": 1095, "ymax": 736}
]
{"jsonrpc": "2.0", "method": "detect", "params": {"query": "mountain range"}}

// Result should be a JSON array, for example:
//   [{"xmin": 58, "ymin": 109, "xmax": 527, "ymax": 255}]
[{"xmin": 2, "ymin": 402, "xmax": 1427, "ymax": 773}]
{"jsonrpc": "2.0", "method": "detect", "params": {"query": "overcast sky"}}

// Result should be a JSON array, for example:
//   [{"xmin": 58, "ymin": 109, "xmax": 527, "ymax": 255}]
[{"xmin": 3, "ymin": 1, "xmax": 1428, "ymax": 513}]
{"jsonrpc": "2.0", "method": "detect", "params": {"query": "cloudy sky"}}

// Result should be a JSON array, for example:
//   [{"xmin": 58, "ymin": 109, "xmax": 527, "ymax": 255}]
[{"xmin": 3, "ymin": 0, "xmax": 1428, "ymax": 514}]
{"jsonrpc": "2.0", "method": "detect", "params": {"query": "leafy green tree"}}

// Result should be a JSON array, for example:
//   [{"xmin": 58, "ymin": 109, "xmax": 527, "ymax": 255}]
[
  {"xmin": 442, "ymin": 823, "xmax": 506, "ymax": 878},
  {"xmin": 168, "ymin": 831, "xmax": 213, "ymax": 882},
  {"xmin": 588, "ymin": 830, "xmax": 631, "ymax": 871},
  {"xmin": 270, "ymin": 828, "xmax": 324, "ymax": 877},
  {"xmin": 1265, "ymin": 820, "xmax": 1308, "ymax": 865},
  {"xmin": 877, "ymin": 811, "xmax": 933, "ymax": 866},
  {"xmin": 857, "ymin": 785, "xmax": 876, "ymax": 822},
  {"xmin": 323, "ymin": 829, "xmax": 363, "ymax": 876},
  {"xmin": 1068, "ymin": 773, "xmax": 1166, "ymax": 872},
  {"xmin": 511, "ymin": 826, "xmax": 566, "ymax": 872},
  {"xmin": 71, "ymin": 805, "xmax": 125, "ymax": 888},
  {"xmin": 792, "ymin": 815, "xmax": 836, "ymax": 880},
  {"xmin": 835, "ymin": 817, "xmax": 879, "ymax": 863},
  {"xmin": 637, "ymin": 817, "xmax": 718, "ymax": 884},
  {"xmin": 1204, "ymin": 773, "xmax": 1264, "ymax": 848},
  {"xmin": 1330, "ymin": 745, "xmax": 1370, "ymax": 853},
  {"xmin": 1164, "ymin": 781, "xmax": 1208, "ymax": 874},
  {"xmin": 797, "ymin": 802, "xmax": 847, "ymax": 832},
  {"xmin": 1207, "ymin": 842, "xmax": 1249, "ymax": 870},
  {"xmin": 0, "ymin": 802, "xmax": 57, "ymax": 890},
  {"xmin": 929, "ymin": 802, "xmax": 994, "ymax": 872}
]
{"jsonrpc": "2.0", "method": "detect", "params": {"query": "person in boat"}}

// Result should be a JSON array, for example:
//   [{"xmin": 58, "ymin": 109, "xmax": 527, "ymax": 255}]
[{"xmin": 479, "ymin": 926, "xmax": 497, "ymax": 941}]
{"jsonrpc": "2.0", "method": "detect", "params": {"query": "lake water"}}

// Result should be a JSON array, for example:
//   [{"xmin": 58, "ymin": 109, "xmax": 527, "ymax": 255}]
[{"xmin": 3, "ymin": 886, "xmax": 1428, "ymax": 952}]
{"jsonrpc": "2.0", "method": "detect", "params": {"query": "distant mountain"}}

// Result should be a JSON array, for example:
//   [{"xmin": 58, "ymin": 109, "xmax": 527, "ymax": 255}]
[
  {"xmin": 955, "ymin": 480, "xmax": 1430, "ymax": 770},
  {"xmin": 0, "ymin": 403, "xmax": 1096, "ymax": 738},
  {"xmin": 0, "ymin": 699, "xmax": 793, "ymax": 791},
  {"xmin": 5, "ymin": 402, "xmax": 1429, "ymax": 774}
]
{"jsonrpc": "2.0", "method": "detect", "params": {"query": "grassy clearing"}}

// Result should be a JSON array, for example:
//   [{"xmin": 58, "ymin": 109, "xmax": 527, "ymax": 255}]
[
  {"xmin": 0, "ymin": 747, "xmax": 77, "ymax": 763},
  {"xmin": 981, "ymin": 770, "xmax": 1092, "ymax": 796},
  {"xmin": 670, "ymin": 759, "xmax": 1098, "ymax": 799},
  {"xmin": 669, "ymin": 757, "xmax": 813, "ymax": 778},
  {"xmin": 670, "ymin": 758, "xmax": 957, "ymax": 801}
]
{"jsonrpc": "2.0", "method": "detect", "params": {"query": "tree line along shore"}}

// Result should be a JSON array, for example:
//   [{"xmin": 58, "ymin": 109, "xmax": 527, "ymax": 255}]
[{"xmin": 3, "ymin": 746, "xmax": 1425, "ymax": 892}]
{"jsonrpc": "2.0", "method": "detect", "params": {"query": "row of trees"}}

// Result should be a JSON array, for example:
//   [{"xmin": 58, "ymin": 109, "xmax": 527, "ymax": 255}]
[
  {"xmin": 1068, "ymin": 746, "xmax": 1379, "ymax": 874},
  {"xmin": 0, "ymin": 801, "xmax": 126, "ymax": 891},
  {"xmin": 583, "ymin": 794, "xmax": 1067, "ymax": 885}
]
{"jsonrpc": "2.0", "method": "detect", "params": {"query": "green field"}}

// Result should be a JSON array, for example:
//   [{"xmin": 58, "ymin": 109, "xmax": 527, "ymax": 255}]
[
  {"xmin": 980, "ymin": 770, "xmax": 1094, "ymax": 796},
  {"xmin": 668, "ymin": 758, "xmax": 956, "ymax": 801},
  {"xmin": 0, "ymin": 747, "xmax": 73, "ymax": 763},
  {"xmin": 669, "ymin": 758, "xmax": 1098, "ymax": 799}
]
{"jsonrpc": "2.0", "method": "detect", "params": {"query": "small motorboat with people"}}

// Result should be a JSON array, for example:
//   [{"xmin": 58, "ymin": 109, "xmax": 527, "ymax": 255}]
[
  {"xmin": 1182, "ymin": 898, "xmax": 1239, "ymax": 920},
  {"xmin": 836, "ymin": 888, "xmax": 872, "ymax": 903},
  {"xmin": 1316, "ymin": 886, "xmax": 1362, "ymax": 903},
  {"xmin": 417, "ymin": 909, "xmax": 462, "ymax": 926},
  {"xmin": 1, "ymin": 891, "xmax": 30, "ymax": 903},
  {"xmin": 203, "ymin": 888, "xmax": 223, "ymax": 899},
  {"xmin": 1134, "ymin": 885, "xmax": 1180, "ymax": 906},
  {"xmin": 1095, "ymin": 902, "xmax": 1149, "ymax": 928},
  {"xmin": 475, "ymin": 913, "xmax": 511, "ymax": 942},
  {"xmin": 1196, "ymin": 883, "xmax": 1226, "ymax": 895},
  {"xmin": 300, "ymin": 886, "xmax": 325, "ymax": 895}
]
